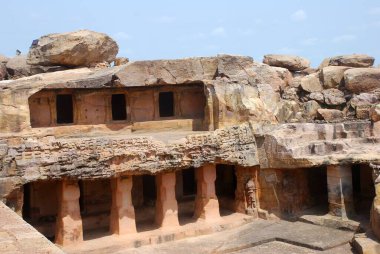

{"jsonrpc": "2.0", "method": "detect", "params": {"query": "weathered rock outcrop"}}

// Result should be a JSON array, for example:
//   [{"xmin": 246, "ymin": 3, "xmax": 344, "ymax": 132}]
[
  {"xmin": 263, "ymin": 54, "xmax": 310, "ymax": 71},
  {"xmin": 344, "ymin": 68, "xmax": 380, "ymax": 93},
  {"xmin": 329, "ymin": 54, "xmax": 374, "ymax": 68},
  {"xmin": 27, "ymin": 30, "xmax": 119, "ymax": 67}
]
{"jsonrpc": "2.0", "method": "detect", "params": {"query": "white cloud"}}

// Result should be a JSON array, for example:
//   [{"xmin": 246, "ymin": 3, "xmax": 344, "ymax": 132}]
[
  {"xmin": 211, "ymin": 27, "xmax": 226, "ymax": 37},
  {"xmin": 291, "ymin": 9, "xmax": 307, "ymax": 22},
  {"xmin": 300, "ymin": 37, "xmax": 318, "ymax": 46},
  {"xmin": 114, "ymin": 32, "xmax": 131, "ymax": 41},
  {"xmin": 369, "ymin": 7, "xmax": 380, "ymax": 15},
  {"xmin": 332, "ymin": 34, "xmax": 356, "ymax": 43}
]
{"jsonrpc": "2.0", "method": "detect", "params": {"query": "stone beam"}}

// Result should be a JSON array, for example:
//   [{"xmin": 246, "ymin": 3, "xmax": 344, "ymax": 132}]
[
  {"xmin": 55, "ymin": 180, "xmax": 83, "ymax": 246},
  {"xmin": 155, "ymin": 172, "xmax": 179, "ymax": 228},
  {"xmin": 110, "ymin": 176, "xmax": 136, "ymax": 235},
  {"xmin": 194, "ymin": 164, "xmax": 220, "ymax": 221}
]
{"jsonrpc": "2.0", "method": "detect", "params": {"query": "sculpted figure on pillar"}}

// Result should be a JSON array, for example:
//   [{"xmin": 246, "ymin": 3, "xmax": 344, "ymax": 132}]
[{"xmin": 245, "ymin": 177, "xmax": 257, "ymax": 215}]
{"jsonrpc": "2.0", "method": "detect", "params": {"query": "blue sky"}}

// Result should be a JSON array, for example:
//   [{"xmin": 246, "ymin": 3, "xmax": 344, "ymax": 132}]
[{"xmin": 2, "ymin": 0, "xmax": 380, "ymax": 67}]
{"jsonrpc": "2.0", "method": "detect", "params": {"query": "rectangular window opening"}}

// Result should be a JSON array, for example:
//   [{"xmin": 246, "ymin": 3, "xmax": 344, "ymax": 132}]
[
  {"xmin": 56, "ymin": 94, "xmax": 73, "ymax": 124},
  {"xmin": 159, "ymin": 92, "xmax": 174, "ymax": 117},
  {"xmin": 112, "ymin": 94, "xmax": 127, "ymax": 120}
]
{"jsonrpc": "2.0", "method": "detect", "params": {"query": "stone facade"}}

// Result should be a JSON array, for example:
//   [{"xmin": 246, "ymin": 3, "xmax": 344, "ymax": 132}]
[{"xmin": 0, "ymin": 31, "xmax": 379, "ymax": 251}]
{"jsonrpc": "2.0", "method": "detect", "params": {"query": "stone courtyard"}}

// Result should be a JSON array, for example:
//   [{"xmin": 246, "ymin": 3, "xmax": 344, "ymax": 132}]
[{"xmin": 0, "ymin": 30, "xmax": 380, "ymax": 253}]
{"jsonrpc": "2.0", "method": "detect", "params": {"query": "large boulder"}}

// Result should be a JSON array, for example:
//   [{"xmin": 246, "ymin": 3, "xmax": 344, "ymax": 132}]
[
  {"xmin": 320, "ymin": 66, "xmax": 351, "ymax": 89},
  {"xmin": 300, "ymin": 73, "xmax": 323, "ymax": 93},
  {"xmin": 329, "ymin": 54, "xmax": 374, "ymax": 68},
  {"xmin": 251, "ymin": 62, "xmax": 293, "ymax": 92},
  {"xmin": 263, "ymin": 54, "xmax": 310, "ymax": 71},
  {"xmin": 27, "ymin": 30, "xmax": 119, "ymax": 67},
  {"xmin": 344, "ymin": 68, "xmax": 380, "ymax": 93}
]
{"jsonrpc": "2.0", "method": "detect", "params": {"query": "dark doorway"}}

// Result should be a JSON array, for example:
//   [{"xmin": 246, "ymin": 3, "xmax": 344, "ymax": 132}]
[
  {"xmin": 183, "ymin": 167, "xmax": 196, "ymax": 196},
  {"xmin": 111, "ymin": 94, "xmax": 127, "ymax": 120},
  {"xmin": 352, "ymin": 164, "xmax": 375, "ymax": 220},
  {"xmin": 159, "ymin": 92, "xmax": 174, "ymax": 117},
  {"xmin": 306, "ymin": 167, "xmax": 328, "ymax": 214},
  {"xmin": 215, "ymin": 164, "xmax": 237, "ymax": 215},
  {"xmin": 22, "ymin": 181, "xmax": 58, "ymax": 241},
  {"xmin": 22, "ymin": 183, "xmax": 31, "ymax": 220},
  {"xmin": 177, "ymin": 168, "xmax": 197, "ymax": 225},
  {"xmin": 78, "ymin": 179, "xmax": 112, "ymax": 240},
  {"xmin": 56, "ymin": 94, "xmax": 73, "ymax": 124},
  {"xmin": 134, "ymin": 175, "xmax": 158, "ymax": 232}
]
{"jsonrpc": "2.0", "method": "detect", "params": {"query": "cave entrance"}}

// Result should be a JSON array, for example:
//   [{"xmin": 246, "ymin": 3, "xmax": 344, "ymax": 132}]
[
  {"xmin": 306, "ymin": 167, "xmax": 329, "ymax": 214},
  {"xmin": 56, "ymin": 94, "xmax": 74, "ymax": 124},
  {"xmin": 22, "ymin": 181, "xmax": 58, "ymax": 242},
  {"xmin": 79, "ymin": 179, "xmax": 112, "ymax": 240},
  {"xmin": 111, "ymin": 94, "xmax": 127, "ymax": 121},
  {"xmin": 352, "ymin": 164, "xmax": 375, "ymax": 221},
  {"xmin": 176, "ymin": 168, "xmax": 197, "ymax": 225},
  {"xmin": 215, "ymin": 164, "xmax": 237, "ymax": 216},
  {"xmin": 132, "ymin": 175, "xmax": 158, "ymax": 232},
  {"xmin": 159, "ymin": 91, "xmax": 174, "ymax": 117}
]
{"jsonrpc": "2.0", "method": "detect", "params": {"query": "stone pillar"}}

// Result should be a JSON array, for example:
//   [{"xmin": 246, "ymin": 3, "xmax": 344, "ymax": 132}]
[
  {"xmin": 327, "ymin": 165, "xmax": 354, "ymax": 218},
  {"xmin": 155, "ymin": 172, "xmax": 179, "ymax": 228},
  {"xmin": 234, "ymin": 166, "xmax": 258, "ymax": 216},
  {"xmin": 55, "ymin": 180, "xmax": 83, "ymax": 246},
  {"xmin": 110, "ymin": 176, "xmax": 136, "ymax": 235},
  {"xmin": 194, "ymin": 164, "xmax": 220, "ymax": 221}
]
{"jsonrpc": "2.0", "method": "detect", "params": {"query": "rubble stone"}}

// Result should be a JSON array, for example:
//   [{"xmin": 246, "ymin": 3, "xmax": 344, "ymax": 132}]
[
  {"xmin": 322, "ymin": 88, "xmax": 346, "ymax": 105},
  {"xmin": 317, "ymin": 108, "xmax": 344, "ymax": 122},
  {"xmin": 300, "ymin": 73, "xmax": 323, "ymax": 92}
]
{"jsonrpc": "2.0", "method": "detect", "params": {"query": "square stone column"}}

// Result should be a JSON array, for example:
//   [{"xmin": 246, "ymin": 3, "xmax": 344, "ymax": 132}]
[
  {"xmin": 327, "ymin": 165, "xmax": 354, "ymax": 218},
  {"xmin": 55, "ymin": 180, "xmax": 83, "ymax": 246},
  {"xmin": 194, "ymin": 164, "xmax": 220, "ymax": 221},
  {"xmin": 234, "ymin": 166, "xmax": 259, "ymax": 216},
  {"xmin": 110, "ymin": 176, "xmax": 136, "ymax": 235},
  {"xmin": 155, "ymin": 172, "xmax": 180, "ymax": 228}
]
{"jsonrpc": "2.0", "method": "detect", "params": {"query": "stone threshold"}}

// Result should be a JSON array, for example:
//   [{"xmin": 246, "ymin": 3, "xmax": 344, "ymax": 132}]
[{"xmin": 62, "ymin": 213, "xmax": 255, "ymax": 254}]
